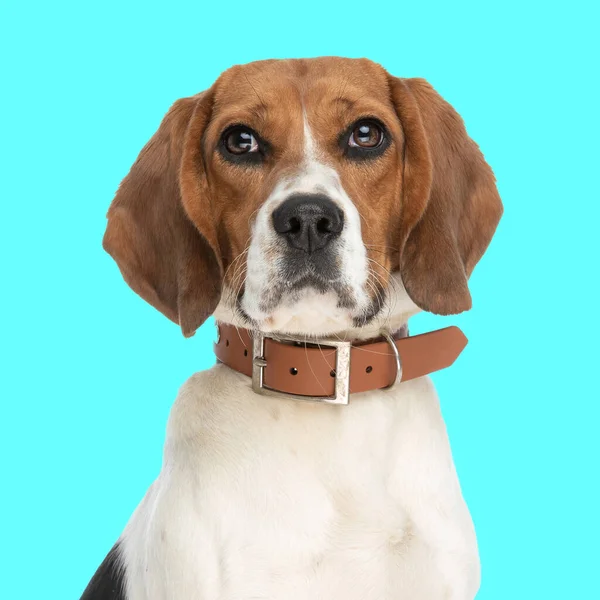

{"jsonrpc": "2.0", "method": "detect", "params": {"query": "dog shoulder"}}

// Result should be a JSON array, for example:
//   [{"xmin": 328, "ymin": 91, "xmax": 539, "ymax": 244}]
[{"xmin": 166, "ymin": 364, "xmax": 254, "ymax": 445}]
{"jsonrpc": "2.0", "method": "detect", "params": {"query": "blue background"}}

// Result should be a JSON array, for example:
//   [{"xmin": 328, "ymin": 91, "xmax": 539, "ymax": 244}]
[{"xmin": 1, "ymin": 1, "xmax": 598, "ymax": 597}]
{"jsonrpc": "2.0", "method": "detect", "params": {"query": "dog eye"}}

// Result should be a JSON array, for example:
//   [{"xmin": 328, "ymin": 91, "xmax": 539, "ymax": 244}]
[
  {"xmin": 348, "ymin": 121, "xmax": 384, "ymax": 148},
  {"xmin": 223, "ymin": 127, "xmax": 259, "ymax": 155}
]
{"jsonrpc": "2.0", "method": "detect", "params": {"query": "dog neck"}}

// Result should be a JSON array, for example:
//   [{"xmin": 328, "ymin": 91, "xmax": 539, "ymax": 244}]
[{"xmin": 213, "ymin": 321, "xmax": 467, "ymax": 405}]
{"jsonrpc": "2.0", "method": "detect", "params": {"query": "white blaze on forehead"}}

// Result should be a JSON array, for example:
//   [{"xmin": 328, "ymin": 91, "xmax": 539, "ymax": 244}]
[
  {"xmin": 303, "ymin": 111, "xmax": 318, "ymax": 164},
  {"xmin": 297, "ymin": 110, "xmax": 340, "ymax": 193}
]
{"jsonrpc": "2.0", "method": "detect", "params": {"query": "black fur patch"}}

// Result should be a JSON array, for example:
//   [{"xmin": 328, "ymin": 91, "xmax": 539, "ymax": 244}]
[{"xmin": 80, "ymin": 542, "xmax": 126, "ymax": 599}]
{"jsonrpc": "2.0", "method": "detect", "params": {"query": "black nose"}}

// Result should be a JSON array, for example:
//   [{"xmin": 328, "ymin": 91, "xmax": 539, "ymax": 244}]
[{"xmin": 272, "ymin": 194, "xmax": 344, "ymax": 253}]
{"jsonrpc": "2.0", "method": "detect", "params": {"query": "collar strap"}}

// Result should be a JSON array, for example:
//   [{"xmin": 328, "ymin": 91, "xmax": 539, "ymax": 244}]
[{"xmin": 214, "ymin": 324, "xmax": 467, "ymax": 405}]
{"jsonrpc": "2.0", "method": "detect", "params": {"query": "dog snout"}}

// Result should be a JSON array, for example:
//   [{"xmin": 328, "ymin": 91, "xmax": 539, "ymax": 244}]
[{"xmin": 272, "ymin": 194, "xmax": 344, "ymax": 253}]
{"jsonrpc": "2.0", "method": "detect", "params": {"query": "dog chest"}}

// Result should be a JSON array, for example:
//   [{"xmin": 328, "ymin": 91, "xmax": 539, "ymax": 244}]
[{"xmin": 120, "ymin": 366, "xmax": 442, "ymax": 599}]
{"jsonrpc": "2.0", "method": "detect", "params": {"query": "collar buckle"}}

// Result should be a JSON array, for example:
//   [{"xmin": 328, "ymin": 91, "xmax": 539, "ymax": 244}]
[{"xmin": 252, "ymin": 332, "xmax": 352, "ymax": 405}]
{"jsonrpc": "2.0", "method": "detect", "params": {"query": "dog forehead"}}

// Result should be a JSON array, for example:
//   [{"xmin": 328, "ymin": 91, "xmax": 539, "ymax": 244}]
[{"xmin": 211, "ymin": 57, "xmax": 391, "ymax": 113}]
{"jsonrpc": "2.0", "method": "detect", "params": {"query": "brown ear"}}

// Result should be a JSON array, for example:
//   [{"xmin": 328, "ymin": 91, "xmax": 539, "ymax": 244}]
[
  {"xmin": 389, "ymin": 77, "xmax": 503, "ymax": 314},
  {"xmin": 102, "ymin": 91, "xmax": 222, "ymax": 337}
]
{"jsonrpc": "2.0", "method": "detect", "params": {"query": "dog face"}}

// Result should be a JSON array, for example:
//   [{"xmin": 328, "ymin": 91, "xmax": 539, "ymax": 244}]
[{"xmin": 103, "ymin": 58, "xmax": 502, "ymax": 337}]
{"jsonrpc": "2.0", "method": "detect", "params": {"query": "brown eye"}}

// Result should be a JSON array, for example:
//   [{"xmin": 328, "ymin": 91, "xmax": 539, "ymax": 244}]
[
  {"xmin": 348, "ymin": 121, "xmax": 383, "ymax": 148},
  {"xmin": 224, "ymin": 127, "xmax": 259, "ymax": 155}
]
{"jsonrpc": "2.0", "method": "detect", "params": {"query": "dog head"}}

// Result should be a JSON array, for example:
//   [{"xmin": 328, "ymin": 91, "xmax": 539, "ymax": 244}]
[{"xmin": 103, "ymin": 58, "xmax": 502, "ymax": 338}]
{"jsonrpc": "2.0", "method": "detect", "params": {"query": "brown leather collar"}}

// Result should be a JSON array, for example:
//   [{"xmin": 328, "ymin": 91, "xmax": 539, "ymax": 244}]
[{"xmin": 214, "ymin": 323, "xmax": 468, "ymax": 404}]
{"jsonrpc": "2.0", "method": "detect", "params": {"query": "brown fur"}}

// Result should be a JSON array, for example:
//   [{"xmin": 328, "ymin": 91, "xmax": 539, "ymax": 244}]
[{"xmin": 103, "ymin": 57, "xmax": 502, "ymax": 336}]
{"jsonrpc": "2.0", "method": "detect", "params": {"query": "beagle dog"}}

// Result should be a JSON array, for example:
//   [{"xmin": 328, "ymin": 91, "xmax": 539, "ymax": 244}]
[{"xmin": 82, "ymin": 57, "xmax": 502, "ymax": 600}]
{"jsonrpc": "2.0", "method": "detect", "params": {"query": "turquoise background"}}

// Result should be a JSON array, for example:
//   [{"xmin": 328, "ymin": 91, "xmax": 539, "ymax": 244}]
[{"xmin": 1, "ymin": 0, "xmax": 598, "ymax": 597}]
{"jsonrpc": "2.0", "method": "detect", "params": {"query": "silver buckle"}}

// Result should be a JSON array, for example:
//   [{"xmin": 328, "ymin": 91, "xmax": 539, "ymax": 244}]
[{"xmin": 252, "ymin": 332, "xmax": 352, "ymax": 405}]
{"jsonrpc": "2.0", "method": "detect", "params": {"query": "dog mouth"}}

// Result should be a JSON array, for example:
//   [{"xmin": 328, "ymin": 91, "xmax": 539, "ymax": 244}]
[
  {"xmin": 234, "ymin": 237, "xmax": 387, "ymax": 331},
  {"xmin": 279, "ymin": 252, "xmax": 342, "ymax": 286},
  {"xmin": 235, "ymin": 278, "xmax": 386, "ymax": 330}
]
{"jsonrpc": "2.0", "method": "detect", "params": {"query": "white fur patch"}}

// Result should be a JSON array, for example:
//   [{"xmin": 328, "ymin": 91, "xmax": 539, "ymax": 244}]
[{"xmin": 120, "ymin": 369, "xmax": 480, "ymax": 600}]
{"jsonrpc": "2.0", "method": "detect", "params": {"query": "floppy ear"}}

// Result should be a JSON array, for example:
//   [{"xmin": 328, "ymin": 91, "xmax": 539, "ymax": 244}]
[
  {"xmin": 389, "ymin": 77, "xmax": 503, "ymax": 314},
  {"xmin": 102, "ymin": 91, "xmax": 223, "ymax": 337}
]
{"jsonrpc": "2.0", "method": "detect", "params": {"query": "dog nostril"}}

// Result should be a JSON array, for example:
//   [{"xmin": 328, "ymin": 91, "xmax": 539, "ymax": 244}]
[
  {"xmin": 288, "ymin": 216, "xmax": 302, "ymax": 234},
  {"xmin": 316, "ymin": 217, "xmax": 332, "ymax": 234}
]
